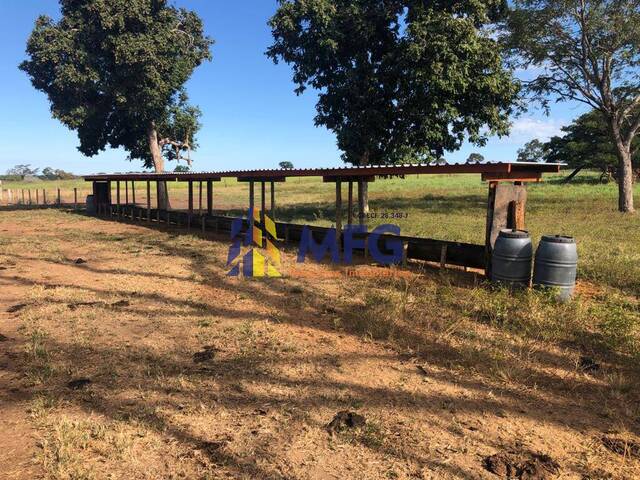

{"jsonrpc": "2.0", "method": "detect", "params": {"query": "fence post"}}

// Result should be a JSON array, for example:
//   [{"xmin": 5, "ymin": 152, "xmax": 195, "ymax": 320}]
[
  {"xmin": 28, "ymin": 189, "xmax": 32, "ymax": 205},
  {"xmin": 74, "ymin": 188, "xmax": 78, "ymax": 210},
  {"xmin": 22, "ymin": 189, "xmax": 25, "ymax": 205},
  {"xmin": 57, "ymin": 188, "xmax": 61, "ymax": 205},
  {"xmin": 43, "ymin": 189, "xmax": 47, "ymax": 205}
]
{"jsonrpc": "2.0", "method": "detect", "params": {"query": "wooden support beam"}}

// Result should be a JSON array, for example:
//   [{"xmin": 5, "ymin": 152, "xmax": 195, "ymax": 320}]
[
  {"xmin": 116, "ymin": 181, "xmax": 121, "ymax": 217},
  {"xmin": 131, "ymin": 181, "xmax": 136, "ymax": 204},
  {"xmin": 336, "ymin": 181, "xmax": 343, "ymax": 247},
  {"xmin": 347, "ymin": 182, "xmax": 353, "ymax": 225},
  {"xmin": 249, "ymin": 181, "xmax": 255, "ymax": 244},
  {"xmin": 36, "ymin": 189, "xmax": 39, "ymax": 205},
  {"xmin": 482, "ymin": 171, "xmax": 541, "ymax": 183},
  {"xmin": 357, "ymin": 181, "xmax": 366, "ymax": 227},
  {"xmin": 125, "ymin": 181, "xmax": 129, "ymax": 205},
  {"xmin": 57, "ymin": 188, "xmax": 61, "ymax": 205},
  {"xmin": 188, "ymin": 181, "xmax": 193, "ymax": 230},
  {"xmin": 270, "ymin": 181, "xmax": 275, "ymax": 221},
  {"xmin": 28, "ymin": 189, "xmax": 32, "ymax": 205},
  {"xmin": 21, "ymin": 189, "xmax": 25, "ymax": 205},
  {"xmin": 261, "ymin": 181, "xmax": 266, "ymax": 233},
  {"xmin": 198, "ymin": 181, "xmax": 203, "ymax": 216},
  {"xmin": 485, "ymin": 181, "xmax": 528, "ymax": 273},
  {"xmin": 146, "ymin": 181, "xmax": 151, "ymax": 222},
  {"xmin": 207, "ymin": 180, "xmax": 213, "ymax": 216},
  {"xmin": 74, "ymin": 188, "xmax": 77, "ymax": 210}
]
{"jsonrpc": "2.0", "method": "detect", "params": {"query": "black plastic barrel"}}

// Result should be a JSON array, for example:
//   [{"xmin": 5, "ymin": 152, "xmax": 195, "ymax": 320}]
[
  {"xmin": 86, "ymin": 195, "xmax": 96, "ymax": 215},
  {"xmin": 491, "ymin": 229, "xmax": 533, "ymax": 288},
  {"xmin": 533, "ymin": 235, "xmax": 578, "ymax": 300}
]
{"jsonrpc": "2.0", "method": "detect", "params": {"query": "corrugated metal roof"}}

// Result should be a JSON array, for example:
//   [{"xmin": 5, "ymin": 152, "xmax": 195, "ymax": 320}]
[{"xmin": 84, "ymin": 162, "xmax": 563, "ymax": 181}]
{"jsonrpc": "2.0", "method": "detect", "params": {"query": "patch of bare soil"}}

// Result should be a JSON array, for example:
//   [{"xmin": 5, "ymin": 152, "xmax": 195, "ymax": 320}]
[
  {"xmin": 483, "ymin": 451, "xmax": 560, "ymax": 479},
  {"xmin": 0, "ymin": 210, "xmax": 639, "ymax": 479}
]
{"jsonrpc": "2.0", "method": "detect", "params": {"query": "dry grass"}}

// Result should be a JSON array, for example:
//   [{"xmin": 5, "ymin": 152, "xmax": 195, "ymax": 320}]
[{"xmin": 0, "ymin": 189, "xmax": 639, "ymax": 479}]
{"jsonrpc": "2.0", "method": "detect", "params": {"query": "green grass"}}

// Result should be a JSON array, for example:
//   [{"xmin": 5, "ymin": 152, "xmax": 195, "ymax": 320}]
[{"xmin": 3, "ymin": 171, "xmax": 640, "ymax": 296}]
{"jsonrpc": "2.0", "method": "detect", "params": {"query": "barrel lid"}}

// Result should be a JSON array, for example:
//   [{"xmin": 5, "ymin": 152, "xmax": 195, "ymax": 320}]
[
  {"xmin": 499, "ymin": 229, "xmax": 530, "ymax": 239},
  {"xmin": 541, "ymin": 235, "xmax": 575, "ymax": 244}
]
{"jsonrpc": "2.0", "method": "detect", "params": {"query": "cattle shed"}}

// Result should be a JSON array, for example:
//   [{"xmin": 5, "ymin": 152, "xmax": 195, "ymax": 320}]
[{"xmin": 84, "ymin": 162, "xmax": 563, "ymax": 273}]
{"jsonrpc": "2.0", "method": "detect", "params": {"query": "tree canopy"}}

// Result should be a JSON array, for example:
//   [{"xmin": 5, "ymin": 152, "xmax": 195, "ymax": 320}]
[
  {"xmin": 20, "ymin": 0, "xmax": 212, "ymax": 172},
  {"xmin": 517, "ymin": 139, "xmax": 545, "ymax": 163},
  {"xmin": 505, "ymin": 0, "xmax": 640, "ymax": 212},
  {"xmin": 544, "ymin": 110, "xmax": 640, "ymax": 170},
  {"xmin": 267, "ymin": 0, "xmax": 519, "ymax": 167}
]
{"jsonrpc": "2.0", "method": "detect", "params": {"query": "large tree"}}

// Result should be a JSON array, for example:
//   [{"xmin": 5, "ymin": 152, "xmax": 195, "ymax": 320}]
[
  {"xmin": 20, "ymin": 0, "xmax": 212, "ymax": 208},
  {"xmin": 267, "ymin": 0, "xmax": 519, "ymax": 210},
  {"xmin": 545, "ymin": 109, "xmax": 640, "ymax": 173},
  {"xmin": 505, "ymin": 0, "xmax": 640, "ymax": 213},
  {"xmin": 517, "ymin": 139, "xmax": 546, "ymax": 163}
]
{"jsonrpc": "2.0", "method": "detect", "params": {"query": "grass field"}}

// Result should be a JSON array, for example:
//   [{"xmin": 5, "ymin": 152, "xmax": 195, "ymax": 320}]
[{"xmin": 1, "ymin": 172, "xmax": 639, "ymax": 479}]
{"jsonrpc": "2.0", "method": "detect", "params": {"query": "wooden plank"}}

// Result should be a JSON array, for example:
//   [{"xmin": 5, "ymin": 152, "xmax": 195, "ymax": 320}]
[
  {"xmin": 146, "ymin": 181, "xmax": 151, "ymax": 221},
  {"xmin": 270, "ymin": 181, "xmax": 275, "ymax": 221}
]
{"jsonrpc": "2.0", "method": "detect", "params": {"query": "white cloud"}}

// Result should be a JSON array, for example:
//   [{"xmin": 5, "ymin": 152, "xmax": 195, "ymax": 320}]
[{"xmin": 509, "ymin": 117, "xmax": 565, "ymax": 142}]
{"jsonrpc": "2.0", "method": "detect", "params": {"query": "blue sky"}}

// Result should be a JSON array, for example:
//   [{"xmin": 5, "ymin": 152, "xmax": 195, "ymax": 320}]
[{"xmin": 0, "ymin": 1, "xmax": 587, "ymax": 175}]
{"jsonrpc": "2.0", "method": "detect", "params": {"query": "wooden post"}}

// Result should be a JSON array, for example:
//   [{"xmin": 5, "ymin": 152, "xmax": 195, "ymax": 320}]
[
  {"xmin": 206, "ymin": 180, "xmax": 213, "ymax": 216},
  {"xmin": 336, "ymin": 180, "xmax": 343, "ymax": 248},
  {"xmin": 74, "ymin": 188, "xmax": 78, "ymax": 210},
  {"xmin": 188, "ymin": 181, "xmax": 193, "ymax": 230},
  {"xmin": 131, "ymin": 181, "xmax": 136, "ymax": 205},
  {"xmin": 198, "ymin": 181, "xmax": 203, "ymax": 217},
  {"xmin": 116, "ymin": 181, "xmax": 121, "ymax": 217},
  {"xmin": 357, "ymin": 181, "xmax": 366, "ymax": 227},
  {"xmin": 156, "ymin": 182, "xmax": 161, "ymax": 222},
  {"xmin": 347, "ymin": 182, "xmax": 354, "ymax": 225},
  {"xmin": 28, "ymin": 189, "xmax": 32, "ymax": 205},
  {"xmin": 260, "ymin": 181, "xmax": 266, "ymax": 231},
  {"xmin": 249, "ymin": 181, "xmax": 255, "ymax": 244},
  {"xmin": 57, "ymin": 188, "xmax": 61, "ymax": 205},
  {"xmin": 146, "ymin": 181, "xmax": 151, "ymax": 222},
  {"xmin": 43, "ymin": 189, "xmax": 47, "ymax": 205},
  {"xmin": 36, "ymin": 189, "xmax": 39, "ymax": 205},
  {"xmin": 125, "ymin": 181, "xmax": 129, "ymax": 205},
  {"xmin": 485, "ymin": 181, "xmax": 528, "ymax": 275},
  {"xmin": 270, "ymin": 181, "xmax": 276, "ymax": 221},
  {"xmin": 22, "ymin": 189, "xmax": 25, "ymax": 205}
]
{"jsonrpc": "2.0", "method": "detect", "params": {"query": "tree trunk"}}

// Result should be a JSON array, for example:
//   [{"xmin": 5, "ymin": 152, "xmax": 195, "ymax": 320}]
[
  {"xmin": 147, "ymin": 122, "xmax": 171, "ymax": 210},
  {"xmin": 616, "ymin": 144, "xmax": 635, "ymax": 213},
  {"xmin": 609, "ymin": 118, "xmax": 635, "ymax": 213}
]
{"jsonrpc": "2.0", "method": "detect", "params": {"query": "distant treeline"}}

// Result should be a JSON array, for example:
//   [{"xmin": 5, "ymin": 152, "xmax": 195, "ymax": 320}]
[{"xmin": 2, "ymin": 164, "xmax": 77, "ymax": 181}]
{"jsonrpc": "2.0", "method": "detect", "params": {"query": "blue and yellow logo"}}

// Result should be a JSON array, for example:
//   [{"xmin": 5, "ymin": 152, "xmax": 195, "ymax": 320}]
[{"xmin": 227, "ymin": 209, "xmax": 281, "ymax": 277}]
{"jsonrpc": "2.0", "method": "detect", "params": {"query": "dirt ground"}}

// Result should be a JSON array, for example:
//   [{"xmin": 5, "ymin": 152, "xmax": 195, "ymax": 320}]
[{"xmin": 0, "ymin": 209, "xmax": 639, "ymax": 479}]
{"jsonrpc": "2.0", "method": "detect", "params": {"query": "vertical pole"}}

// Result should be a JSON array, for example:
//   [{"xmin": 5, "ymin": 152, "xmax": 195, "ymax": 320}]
[
  {"xmin": 43, "ymin": 189, "xmax": 47, "ymax": 205},
  {"xmin": 336, "ymin": 180, "xmax": 342, "ymax": 248},
  {"xmin": 22, "ymin": 189, "xmax": 25, "ymax": 205},
  {"xmin": 116, "ymin": 181, "xmax": 121, "ymax": 218},
  {"xmin": 57, "ymin": 188, "xmax": 61, "ymax": 205},
  {"xmin": 107, "ymin": 181, "xmax": 113, "ymax": 217},
  {"xmin": 198, "ymin": 181, "xmax": 203, "ymax": 216},
  {"xmin": 125, "ymin": 181, "xmax": 129, "ymax": 205},
  {"xmin": 347, "ymin": 181, "xmax": 354, "ymax": 225},
  {"xmin": 131, "ymin": 181, "xmax": 136, "ymax": 205},
  {"xmin": 261, "ymin": 180, "xmax": 266, "ymax": 227},
  {"xmin": 357, "ymin": 181, "xmax": 365, "ymax": 227},
  {"xmin": 270, "ymin": 181, "xmax": 275, "ymax": 221},
  {"xmin": 36, "ymin": 189, "xmax": 39, "ymax": 205},
  {"xmin": 147, "ymin": 181, "xmax": 151, "ymax": 222},
  {"xmin": 28, "ymin": 189, "xmax": 32, "ymax": 206},
  {"xmin": 74, "ymin": 188, "xmax": 78, "ymax": 210},
  {"xmin": 206, "ymin": 180, "xmax": 213, "ymax": 216},
  {"xmin": 188, "ymin": 181, "xmax": 193, "ymax": 230},
  {"xmin": 249, "ymin": 181, "xmax": 255, "ymax": 245},
  {"xmin": 156, "ymin": 182, "xmax": 161, "ymax": 223}
]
